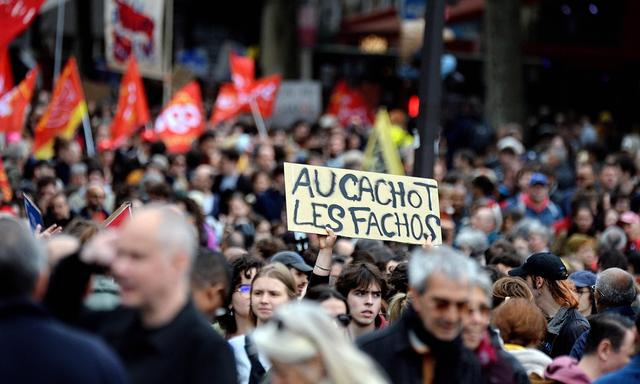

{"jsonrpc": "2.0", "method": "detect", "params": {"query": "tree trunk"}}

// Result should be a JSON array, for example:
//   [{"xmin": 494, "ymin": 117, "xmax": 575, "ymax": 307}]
[{"xmin": 484, "ymin": 0, "xmax": 523, "ymax": 129}]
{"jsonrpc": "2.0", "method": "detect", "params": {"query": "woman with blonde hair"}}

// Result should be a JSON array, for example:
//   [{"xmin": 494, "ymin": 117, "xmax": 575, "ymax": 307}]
[
  {"xmin": 229, "ymin": 263, "xmax": 298, "ymax": 384},
  {"xmin": 253, "ymin": 301, "xmax": 389, "ymax": 384}
]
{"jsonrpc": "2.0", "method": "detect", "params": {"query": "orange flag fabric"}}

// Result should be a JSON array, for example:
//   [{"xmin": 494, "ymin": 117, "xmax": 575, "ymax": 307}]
[
  {"xmin": 0, "ymin": 157, "xmax": 12, "ymax": 203},
  {"xmin": 33, "ymin": 58, "xmax": 87, "ymax": 159},
  {"xmin": 0, "ymin": 47, "xmax": 13, "ymax": 96},
  {"xmin": 110, "ymin": 57, "xmax": 150, "ymax": 147},
  {"xmin": 154, "ymin": 81, "xmax": 204, "ymax": 153},
  {"xmin": 0, "ymin": 66, "xmax": 38, "ymax": 134}
]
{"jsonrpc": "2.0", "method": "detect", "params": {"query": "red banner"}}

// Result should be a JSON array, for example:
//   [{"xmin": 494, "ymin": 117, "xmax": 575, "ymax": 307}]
[
  {"xmin": 230, "ymin": 52, "xmax": 254, "ymax": 91},
  {"xmin": 33, "ymin": 58, "xmax": 88, "ymax": 159},
  {"xmin": 0, "ymin": 0, "xmax": 44, "ymax": 47},
  {"xmin": 110, "ymin": 57, "xmax": 150, "ymax": 147},
  {"xmin": 154, "ymin": 81, "xmax": 204, "ymax": 153},
  {"xmin": 326, "ymin": 80, "xmax": 374, "ymax": 126},
  {"xmin": 0, "ymin": 157, "xmax": 12, "ymax": 203},
  {"xmin": 0, "ymin": 66, "xmax": 38, "ymax": 134},
  {"xmin": 0, "ymin": 47, "xmax": 13, "ymax": 96}
]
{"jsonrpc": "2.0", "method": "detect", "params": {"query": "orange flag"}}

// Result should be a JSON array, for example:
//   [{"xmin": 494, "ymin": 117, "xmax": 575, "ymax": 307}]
[
  {"xmin": 154, "ymin": 81, "xmax": 204, "ymax": 153},
  {"xmin": 0, "ymin": 157, "xmax": 12, "ymax": 203},
  {"xmin": 110, "ymin": 57, "xmax": 150, "ymax": 148},
  {"xmin": 33, "ymin": 57, "xmax": 87, "ymax": 159},
  {"xmin": 0, "ymin": 66, "xmax": 38, "ymax": 134},
  {"xmin": 0, "ymin": 46, "xmax": 12, "ymax": 96}
]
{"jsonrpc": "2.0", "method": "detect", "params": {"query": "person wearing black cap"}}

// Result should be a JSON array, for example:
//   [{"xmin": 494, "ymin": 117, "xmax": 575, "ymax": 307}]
[
  {"xmin": 509, "ymin": 252, "xmax": 589, "ymax": 358},
  {"xmin": 271, "ymin": 251, "xmax": 313, "ymax": 297}
]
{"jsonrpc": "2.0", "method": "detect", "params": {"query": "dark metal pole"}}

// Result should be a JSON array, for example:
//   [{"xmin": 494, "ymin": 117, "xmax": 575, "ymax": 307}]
[{"xmin": 413, "ymin": 0, "xmax": 446, "ymax": 179}]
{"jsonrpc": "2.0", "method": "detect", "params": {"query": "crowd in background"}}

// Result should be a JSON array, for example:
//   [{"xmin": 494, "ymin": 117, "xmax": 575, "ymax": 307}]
[{"xmin": 2, "ymin": 88, "xmax": 640, "ymax": 384}]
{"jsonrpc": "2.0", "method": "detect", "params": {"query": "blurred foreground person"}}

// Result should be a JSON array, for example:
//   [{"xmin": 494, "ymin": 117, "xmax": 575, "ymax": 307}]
[
  {"xmin": 0, "ymin": 217, "xmax": 127, "ymax": 383},
  {"xmin": 253, "ymin": 301, "xmax": 388, "ymax": 384},
  {"xmin": 44, "ymin": 205, "xmax": 236, "ymax": 383},
  {"xmin": 358, "ymin": 246, "xmax": 483, "ymax": 383}
]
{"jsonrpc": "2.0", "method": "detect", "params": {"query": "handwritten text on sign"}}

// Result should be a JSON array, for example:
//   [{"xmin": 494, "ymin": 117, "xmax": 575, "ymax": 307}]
[{"xmin": 284, "ymin": 163, "xmax": 442, "ymax": 245}]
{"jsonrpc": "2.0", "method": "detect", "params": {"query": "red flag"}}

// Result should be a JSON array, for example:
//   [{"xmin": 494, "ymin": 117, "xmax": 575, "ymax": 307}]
[
  {"xmin": 115, "ymin": 0, "xmax": 155, "ymax": 54},
  {"xmin": 0, "ymin": 0, "xmax": 45, "ymax": 47},
  {"xmin": 326, "ymin": 80, "xmax": 374, "ymax": 126},
  {"xmin": 33, "ymin": 58, "xmax": 88, "ymax": 159},
  {"xmin": 209, "ymin": 83, "xmax": 242, "ymax": 125},
  {"xmin": 154, "ymin": 81, "xmax": 204, "ymax": 153},
  {"xmin": 0, "ymin": 157, "xmax": 12, "ymax": 203},
  {"xmin": 230, "ymin": 52, "xmax": 254, "ymax": 90},
  {"xmin": 0, "ymin": 47, "xmax": 13, "ymax": 95},
  {"xmin": 247, "ymin": 75, "xmax": 281, "ymax": 118},
  {"xmin": 0, "ymin": 66, "xmax": 38, "ymax": 134},
  {"xmin": 110, "ymin": 57, "xmax": 150, "ymax": 147},
  {"xmin": 104, "ymin": 202, "xmax": 132, "ymax": 228}
]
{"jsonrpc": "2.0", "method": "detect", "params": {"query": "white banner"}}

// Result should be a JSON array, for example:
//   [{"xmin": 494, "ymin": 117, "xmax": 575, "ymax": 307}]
[
  {"xmin": 105, "ymin": 0, "xmax": 165, "ymax": 79},
  {"xmin": 271, "ymin": 81, "xmax": 321, "ymax": 128}
]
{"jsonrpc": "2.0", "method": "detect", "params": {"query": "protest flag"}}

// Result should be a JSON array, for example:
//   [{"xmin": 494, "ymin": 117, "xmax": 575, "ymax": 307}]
[
  {"xmin": 103, "ymin": 201, "xmax": 132, "ymax": 228},
  {"xmin": 33, "ymin": 58, "xmax": 88, "ymax": 159},
  {"xmin": 0, "ymin": 66, "xmax": 38, "ymax": 134},
  {"xmin": 325, "ymin": 80, "xmax": 374, "ymax": 127},
  {"xmin": 0, "ymin": 0, "xmax": 44, "ymax": 48},
  {"xmin": 22, "ymin": 192, "xmax": 43, "ymax": 232},
  {"xmin": 0, "ymin": 46, "xmax": 13, "ymax": 96},
  {"xmin": 154, "ymin": 81, "xmax": 204, "ymax": 153},
  {"xmin": 110, "ymin": 57, "xmax": 150, "ymax": 147},
  {"xmin": 230, "ymin": 52, "xmax": 254, "ymax": 90},
  {"xmin": 0, "ymin": 157, "xmax": 12, "ymax": 203},
  {"xmin": 363, "ymin": 109, "xmax": 405, "ymax": 176}
]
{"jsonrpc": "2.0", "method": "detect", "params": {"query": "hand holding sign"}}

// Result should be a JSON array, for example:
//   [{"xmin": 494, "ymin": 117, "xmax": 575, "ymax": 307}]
[
  {"xmin": 318, "ymin": 226, "xmax": 337, "ymax": 251},
  {"xmin": 284, "ymin": 163, "xmax": 442, "ymax": 245}
]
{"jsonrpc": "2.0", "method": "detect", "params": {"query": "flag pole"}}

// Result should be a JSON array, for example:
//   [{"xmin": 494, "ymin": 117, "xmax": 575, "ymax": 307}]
[
  {"xmin": 249, "ymin": 99, "xmax": 268, "ymax": 139},
  {"xmin": 53, "ymin": 0, "xmax": 66, "ymax": 82},
  {"xmin": 82, "ymin": 112, "xmax": 95, "ymax": 157},
  {"xmin": 162, "ymin": 0, "xmax": 174, "ymax": 105}
]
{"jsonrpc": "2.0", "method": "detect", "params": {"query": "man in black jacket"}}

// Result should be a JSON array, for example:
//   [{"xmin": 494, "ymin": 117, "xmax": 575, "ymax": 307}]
[
  {"xmin": 45, "ymin": 205, "xmax": 237, "ymax": 384},
  {"xmin": 357, "ymin": 246, "xmax": 483, "ymax": 384}
]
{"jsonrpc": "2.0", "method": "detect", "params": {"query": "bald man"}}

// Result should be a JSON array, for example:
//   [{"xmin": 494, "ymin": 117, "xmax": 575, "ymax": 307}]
[
  {"xmin": 570, "ymin": 268, "xmax": 637, "ymax": 360},
  {"xmin": 45, "ymin": 205, "xmax": 236, "ymax": 383}
]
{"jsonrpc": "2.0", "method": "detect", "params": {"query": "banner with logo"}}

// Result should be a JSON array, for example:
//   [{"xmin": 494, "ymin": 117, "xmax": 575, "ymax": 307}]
[
  {"xmin": 154, "ymin": 81, "xmax": 204, "ymax": 153},
  {"xmin": 33, "ymin": 58, "xmax": 87, "ymax": 159},
  {"xmin": 105, "ymin": 0, "xmax": 165, "ymax": 79},
  {"xmin": 325, "ymin": 80, "xmax": 374, "ymax": 126},
  {"xmin": 0, "ymin": 0, "xmax": 44, "ymax": 47},
  {"xmin": 110, "ymin": 57, "xmax": 150, "ymax": 147},
  {"xmin": 0, "ymin": 66, "xmax": 38, "ymax": 134}
]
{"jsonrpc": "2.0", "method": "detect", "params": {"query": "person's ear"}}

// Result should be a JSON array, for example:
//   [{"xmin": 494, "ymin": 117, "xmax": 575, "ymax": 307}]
[
  {"xmin": 534, "ymin": 276, "xmax": 544, "ymax": 290},
  {"xmin": 208, "ymin": 283, "xmax": 226, "ymax": 313},
  {"xmin": 32, "ymin": 272, "xmax": 50, "ymax": 301},
  {"xmin": 598, "ymin": 339, "xmax": 612, "ymax": 361}
]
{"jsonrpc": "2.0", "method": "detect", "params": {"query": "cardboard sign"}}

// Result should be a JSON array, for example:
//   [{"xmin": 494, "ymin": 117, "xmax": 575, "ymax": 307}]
[
  {"xmin": 22, "ymin": 192, "xmax": 43, "ymax": 232},
  {"xmin": 284, "ymin": 163, "xmax": 441, "ymax": 245}
]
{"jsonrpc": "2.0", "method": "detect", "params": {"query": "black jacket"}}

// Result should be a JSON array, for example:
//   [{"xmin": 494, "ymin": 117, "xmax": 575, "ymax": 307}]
[
  {"xmin": 541, "ymin": 306, "xmax": 589, "ymax": 358},
  {"xmin": 357, "ymin": 306, "xmax": 483, "ymax": 384}
]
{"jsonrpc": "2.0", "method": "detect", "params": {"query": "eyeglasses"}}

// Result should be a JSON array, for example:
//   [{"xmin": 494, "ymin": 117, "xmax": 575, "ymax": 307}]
[
  {"xmin": 591, "ymin": 285, "xmax": 601, "ymax": 296},
  {"xmin": 335, "ymin": 314, "xmax": 351, "ymax": 327},
  {"xmin": 236, "ymin": 284, "xmax": 251, "ymax": 294}
]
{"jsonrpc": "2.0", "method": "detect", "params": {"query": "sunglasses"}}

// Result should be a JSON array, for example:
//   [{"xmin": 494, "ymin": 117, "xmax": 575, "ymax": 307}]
[
  {"xmin": 335, "ymin": 314, "xmax": 351, "ymax": 327},
  {"xmin": 430, "ymin": 297, "xmax": 469, "ymax": 312},
  {"xmin": 236, "ymin": 284, "xmax": 251, "ymax": 294}
]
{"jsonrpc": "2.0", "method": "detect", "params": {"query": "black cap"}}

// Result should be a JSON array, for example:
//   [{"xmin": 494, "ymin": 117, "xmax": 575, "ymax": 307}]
[
  {"xmin": 271, "ymin": 251, "xmax": 313, "ymax": 273},
  {"xmin": 508, "ymin": 252, "xmax": 568, "ymax": 280}
]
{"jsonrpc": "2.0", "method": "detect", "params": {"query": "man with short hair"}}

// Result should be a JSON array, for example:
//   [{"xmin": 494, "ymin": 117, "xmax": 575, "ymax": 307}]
[
  {"xmin": 545, "ymin": 314, "xmax": 635, "ymax": 383},
  {"xmin": 271, "ymin": 250, "xmax": 313, "ymax": 297},
  {"xmin": 45, "ymin": 205, "xmax": 237, "ymax": 383},
  {"xmin": 358, "ymin": 247, "xmax": 482, "ymax": 383},
  {"xmin": 594, "ymin": 315, "xmax": 640, "ymax": 383},
  {"xmin": 191, "ymin": 248, "xmax": 231, "ymax": 320},
  {"xmin": 0, "ymin": 217, "xmax": 127, "ymax": 383},
  {"xmin": 335, "ymin": 262, "xmax": 387, "ymax": 339},
  {"xmin": 571, "ymin": 267, "xmax": 637, "ymax": 359}
]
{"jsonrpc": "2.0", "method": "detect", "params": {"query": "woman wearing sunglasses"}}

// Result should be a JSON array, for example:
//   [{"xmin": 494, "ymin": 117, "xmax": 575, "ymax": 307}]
[
  {"xmin": 229, "ymin": 262, "xmax": 298, "ymax": 384},
  {"xmin": 253, "ymin": 301, "xmax": 389, "ymax": 384}
]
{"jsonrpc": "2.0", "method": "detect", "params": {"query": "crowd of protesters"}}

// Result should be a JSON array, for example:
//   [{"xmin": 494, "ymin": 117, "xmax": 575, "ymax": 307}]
[{"xmin": 3, "ymin": 88, "xmax": 640, "ymax": 384}]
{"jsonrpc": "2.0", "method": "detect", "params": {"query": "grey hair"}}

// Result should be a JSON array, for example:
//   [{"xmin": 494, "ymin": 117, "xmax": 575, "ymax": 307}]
[
  {"xmin": 599, "ymin": 226, "xmax": 627, "ymax": 252},
  {"xmin": 595, "ymin": 268, "xmax": 637, "ymax": 308},
  {"xmin": 0, "ymin": 216, "xmax": 46, "ymax": 297},
  {"xmin": 469, "ymin": 267, "xmax": 493, "ymax": 304},
  {"xmin": 527, "ymin": 220, "xmax": 552, "ymax": 243},
  {"xmin": 139, "ymin": 205, "xmax": 198, "ymax": 263},
  {"xmin": 455, "ymin": 228, "xmax": 489, "ymax": 255},
  {"xmin": 409, "ymin": 246, "xmax": 478, "ymax": 294},
  {"xmin": 253, "ymin": 301, "xmax": 389, "ymax": 384}
]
